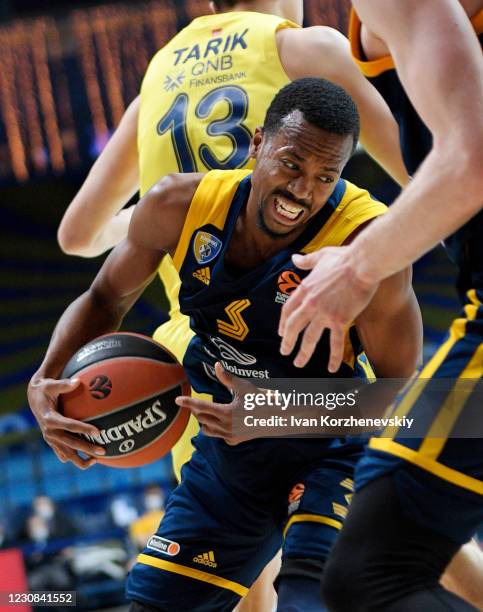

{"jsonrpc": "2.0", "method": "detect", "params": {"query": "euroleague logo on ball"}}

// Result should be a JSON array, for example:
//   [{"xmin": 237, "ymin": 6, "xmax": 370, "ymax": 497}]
[{"xmin": 89, "ymin": 375, "xmax": 113, "ymax": 399}]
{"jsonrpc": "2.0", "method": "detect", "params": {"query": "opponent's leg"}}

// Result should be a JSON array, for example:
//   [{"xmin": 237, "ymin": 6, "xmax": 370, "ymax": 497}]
[
  {"xmin": 322, "ymin": 474, "xmax": 479, "ymax": 612},
  {"xmin": 442, "ymin": 539, "xmax": 483, "ymax": 610}
]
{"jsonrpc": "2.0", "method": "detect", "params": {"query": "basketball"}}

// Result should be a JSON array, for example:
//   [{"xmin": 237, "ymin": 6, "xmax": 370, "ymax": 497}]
[{"xmin": 59, "ymin": 332, "xmax": 191, "ymax": 468}]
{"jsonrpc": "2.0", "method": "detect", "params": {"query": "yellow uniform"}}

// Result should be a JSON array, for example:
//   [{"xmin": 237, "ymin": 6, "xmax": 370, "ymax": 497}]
[{"xmin": 137, "ymin": 11, "xmax": 298, "ymax": 478}]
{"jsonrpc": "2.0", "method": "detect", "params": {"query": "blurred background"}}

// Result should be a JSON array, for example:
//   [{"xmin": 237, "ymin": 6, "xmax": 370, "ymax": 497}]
[{"xmin": 0, "ymin": 0, "xmax": 463, "ymax": 609}]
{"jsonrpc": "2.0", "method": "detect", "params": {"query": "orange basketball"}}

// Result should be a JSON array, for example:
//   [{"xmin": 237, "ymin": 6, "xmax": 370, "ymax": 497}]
[{"xmin": 59, "ymin": 332, "xmax": 190, "ymax": 468}]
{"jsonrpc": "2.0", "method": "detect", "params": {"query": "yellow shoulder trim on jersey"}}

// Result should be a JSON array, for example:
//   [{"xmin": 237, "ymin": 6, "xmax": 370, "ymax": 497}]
[
  {"xmin": 137, "ymin": 554, "xmax": 249, "ymax": 597},
  {"xmin": 350, "ymin": 8, "xmax": 482, "ymax": 77},
  {"xmin": 172, "ymin": 169, "xmax": 252, "ymax": 272},
  {"xmin": 369, "ymin": 439, "xmax": 483, "ymax": 496},
  {"xmin": 472, "ymin": 8, "xmax": 483, "ymax": 35},
  {"xmin": 283, "ymin": 514, "xmax": 342, "ymax": 538},
  {"xmin": 349, "ymin": 10, "xmax": 395, "ymax": 77},
  {"xmin": 301, "ymin": 181, "xmax": 387, "ymax": 253}
]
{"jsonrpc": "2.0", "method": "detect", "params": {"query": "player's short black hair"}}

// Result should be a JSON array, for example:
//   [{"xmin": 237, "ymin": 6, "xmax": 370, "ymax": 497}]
[{"xmin": 263, "ymin": 78, "xmax": 360, "ymax": 154}]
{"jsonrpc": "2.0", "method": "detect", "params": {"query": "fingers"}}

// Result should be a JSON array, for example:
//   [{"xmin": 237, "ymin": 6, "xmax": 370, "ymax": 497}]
[
  {"xmin": 49, "ymin": 443, "xmax": 97, "ymax": 470},
  {"xmin": 55, "ymin": 377, "xmax": 82, "ymax": 394},
  {"xmin": 175, "ymin": 395, "xmax": 226, "ymax": 418},
  {"xmin": 279, "ymin": 295, "xmax": 313, "ymax": 357},
  {"xmin": 31, "ymin": 376, "xmax": 81, "ymax": 396},
  {"xmin": 45, "ymin": 430, "xmax": 105, "ymax": 457},
  {"xmin": 45, "ymin": 411, "xmax": 100, "ymax": 438},
  {"xmin": 61, "ymin": 448, "xmax": 97, "ymax": 470},
  {"xmin": 214, "ymin": 362, "xmax": 233, "ymax": 392},
  {"xmin": 328, "ymin": 325, "xmax": 346, "ymax": 374},
  {"xmin": 293, "ymin": 317, "xmax": 325, "ymax": 368},
  {"xmin": 278, "ymin": 282, "xmax": 306, "ymax": 338},
  {"xmin": 291, "ymin": 252, "xmax": 317, "ymax": 270}
]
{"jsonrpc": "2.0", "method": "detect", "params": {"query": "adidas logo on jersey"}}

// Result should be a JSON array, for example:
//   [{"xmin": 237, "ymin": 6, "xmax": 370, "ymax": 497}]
[
  {"xmin": 193, "ymin": 550, "xmax": 218, "ymax": 568},
  {"xmin": 193, "ymin": 267, "xmax": 211, "ymax": 285}
]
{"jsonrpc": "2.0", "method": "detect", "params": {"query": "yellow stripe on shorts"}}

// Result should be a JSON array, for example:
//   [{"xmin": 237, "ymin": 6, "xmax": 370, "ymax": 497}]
[
  {"xmin": 283, "ymin": 514, "xmax": 342, "ymax": 538},
  {"xmin": 369, "ymin": 438, "xmax": 483, "ymax": 495},
  {"xmin": 418, "ymin": 343, "xmax": 483, "ymax": 460},
  {"xmin": 382, "ymin": 289, "xmax": 481, "ymax": 439},
  {"xmin": 137, "ymin": 554, "xmax": 249, "ymax": 597}
]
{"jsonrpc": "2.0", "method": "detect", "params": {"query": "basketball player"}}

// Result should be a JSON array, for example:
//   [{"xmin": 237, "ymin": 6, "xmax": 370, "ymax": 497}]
[
  {"xmin": 57, "ymin": 0, "xmax": 409, "ymax": 473},
  {"xmin": 55, "ymin": 3, "xmax": 410, "ymax": 609},
  {"xmin": 55, "ymin": 4, "xmax": 410, "ymax": 608},
  {"xmin": 29, "ymin": 78, "xmax": 422, "ymax": 611},
  {"xmin": 274, "ymin": 2, "xmax": 483, "ymax": 611}
]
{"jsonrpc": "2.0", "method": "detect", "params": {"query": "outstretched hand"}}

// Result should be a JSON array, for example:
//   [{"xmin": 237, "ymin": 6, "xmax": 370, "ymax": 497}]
[
  {"xmin": 27, "ymin": 376, "xmax": 106, "ymax": 469},
  {"xmin": 175, "ymin": 362, "xmax": 258, "ymax": 445},
  {"xmin": 278, "ymin": 246, "xmax": 378, "ymax": 372}
]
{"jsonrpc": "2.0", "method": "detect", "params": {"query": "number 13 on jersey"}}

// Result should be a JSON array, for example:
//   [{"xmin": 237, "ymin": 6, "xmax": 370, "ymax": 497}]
[{"xmin": 157, "ymin": 85, "xmax": 252, "ymax": 173}]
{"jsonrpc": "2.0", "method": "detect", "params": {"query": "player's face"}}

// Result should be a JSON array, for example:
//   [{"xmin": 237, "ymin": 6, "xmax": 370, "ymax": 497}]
[{"xmin": 250, "ymin": 111, "xmax": 353, "ymax": 239}]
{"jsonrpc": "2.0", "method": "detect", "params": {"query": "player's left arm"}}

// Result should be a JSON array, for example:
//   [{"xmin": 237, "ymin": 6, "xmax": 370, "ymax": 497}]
[
  {"xmin": 355, "ymin": 265, "xmax": 423, "ymax": 378},
  {"xmin": 57, "ymin": 96, "xmax": 140, "ymax": 257}
]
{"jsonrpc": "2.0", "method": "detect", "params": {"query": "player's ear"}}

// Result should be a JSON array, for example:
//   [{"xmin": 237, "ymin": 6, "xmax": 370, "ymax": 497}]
[{"xmin": 249, "ymin": 127, "xmax": 264, "ymax": 159}]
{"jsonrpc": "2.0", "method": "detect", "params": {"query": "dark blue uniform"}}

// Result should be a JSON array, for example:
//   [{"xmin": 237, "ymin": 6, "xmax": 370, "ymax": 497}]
[
  {"xmin": 349, "ymin": 10, "xmax": 483, "ymax": 543},
  {"xmin": 126, "ymin": 170, "xmax": 387, "ymax": 610}
]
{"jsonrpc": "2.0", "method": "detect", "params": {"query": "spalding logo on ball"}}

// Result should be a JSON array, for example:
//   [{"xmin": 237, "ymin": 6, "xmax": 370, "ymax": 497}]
[{"xmin": 59, "ymin": 332, "xmax": 191, "ymax": 468}]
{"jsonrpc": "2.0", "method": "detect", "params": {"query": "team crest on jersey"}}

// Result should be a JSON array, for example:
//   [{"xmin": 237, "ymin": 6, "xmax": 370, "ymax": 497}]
[
  {"xmin": 275, "ymin": 270, "xmax": 302, "ymax": 304},
  {"xmin": 193, "ymin": 231, "xmax": 223, "ymax": 265},
  {"xmin": 193, "ymin": 267, "xmax": 211, "ymax": 285}
]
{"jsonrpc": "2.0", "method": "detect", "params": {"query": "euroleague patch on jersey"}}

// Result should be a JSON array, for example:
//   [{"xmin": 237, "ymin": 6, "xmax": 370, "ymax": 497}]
[
  {"xmin": 147, "ymin": 535, "xmax": 180, "ymax": 557},
  {"xmin": 193, "ymin": 231, "xmax": 223, "ymax": 265},
  {"xmin": 275, "ymin": 270, "xmax": 301, "ymax": 304}
]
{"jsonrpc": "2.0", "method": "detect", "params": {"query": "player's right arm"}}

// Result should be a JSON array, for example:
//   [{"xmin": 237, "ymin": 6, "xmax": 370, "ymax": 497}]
[
  {"xmin": 57, "ymin": 96, "xmax": 140, "ymax": 258},
  {"xmin": 28, "ymin": 173, "xmax": 202, "ymax": 468},
  {"xmin": 277, "ymin": 26, "xmax": 410, "ymax": 187}
]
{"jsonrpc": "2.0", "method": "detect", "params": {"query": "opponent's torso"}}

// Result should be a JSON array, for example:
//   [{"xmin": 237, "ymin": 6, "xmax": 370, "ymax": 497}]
[
  {"xmin": 349, "ymin": 9, "xmax": 483, "ymax": 298},
  {"xmin": 173, "ymin": 170, "xmax": 387, "ymax": 402},
  {"xmin": 138, "ymin": 11, "xmax": 296, "ymax": 195}
]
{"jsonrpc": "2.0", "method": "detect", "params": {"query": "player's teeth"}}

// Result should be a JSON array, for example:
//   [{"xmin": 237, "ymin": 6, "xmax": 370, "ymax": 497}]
[{"xmin": 275, "ymin": 198, "xmax": 302, "ymax": 220}]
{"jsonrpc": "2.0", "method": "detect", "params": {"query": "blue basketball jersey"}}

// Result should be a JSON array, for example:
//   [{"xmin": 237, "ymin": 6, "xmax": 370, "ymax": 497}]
[{"xmin": 171, "ymin": 169, "xmax": 387, "ymax": 402}]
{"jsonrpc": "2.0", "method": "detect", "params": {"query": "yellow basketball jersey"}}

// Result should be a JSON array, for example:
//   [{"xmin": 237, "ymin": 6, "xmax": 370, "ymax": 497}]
[
  {"xmin": 138, "ymin": 11, "xmax": 297, "ymax": 192},
  {"xmin": 138, "ymin": 10, "xmax": 298, "ymax": 362}
]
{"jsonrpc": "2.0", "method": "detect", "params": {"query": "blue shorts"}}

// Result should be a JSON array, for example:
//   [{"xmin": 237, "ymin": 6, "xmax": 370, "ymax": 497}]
[
  {"xmin": 127, "ymin": 433, "xmax": 362, "ymax": 611},
  {"xmin": 356, "ymin": 289, "xmax": 483, "ymax": 544}
]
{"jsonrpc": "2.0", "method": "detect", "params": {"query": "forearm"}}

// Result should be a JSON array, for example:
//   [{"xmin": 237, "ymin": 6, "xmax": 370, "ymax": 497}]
[
  {"xmin": 79, "ymin": 205, "xmax": 136, "ymax": 257},
  {"xmin": 358, "ymin": 109, "xmax": 409, "ymax": 188},
  {"xmin": 351, "ymin": 146, "xmax": 482, "ymax": 284},
  {"xmin": 58, "ymin": 98, "xmax": 140, "ymax": 257},
  {"xmin": 350, "ymin": 0, "xmax": 483, "ymax": 283}
]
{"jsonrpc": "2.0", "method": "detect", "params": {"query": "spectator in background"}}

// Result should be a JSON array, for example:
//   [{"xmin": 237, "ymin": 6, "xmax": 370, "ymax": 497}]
[
  {"xmin": 23, "ymin": 514, "xmax": 74, "ymax": 595},
  {"xmin": 31, "ymin": 495, "xmax": 76, "ymax": 539},
  {"xmin": 129, "ymin": 485, "xmax": 165, "ymax": 551},
  {"xmin": 109, "ymin": 495, "xmax": 139, "ymax": 531}
]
